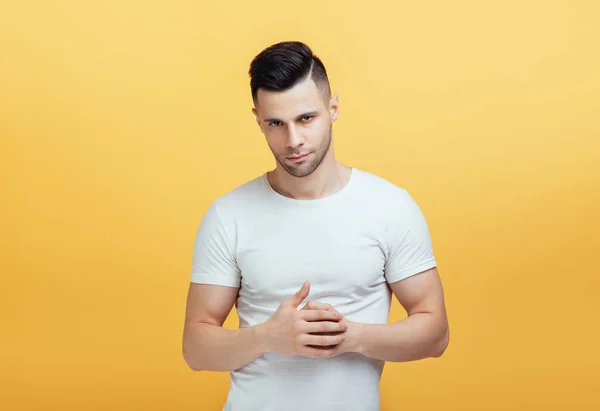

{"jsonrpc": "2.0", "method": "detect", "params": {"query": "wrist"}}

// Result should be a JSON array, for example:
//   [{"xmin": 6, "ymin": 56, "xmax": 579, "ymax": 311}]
[
  {"xmin": 346, "ymin": 320, "xmax": 367, "ymax": 354},
  {"xmin": 251, "ymin": 322, "xmax": 270, "ymax": 354}
]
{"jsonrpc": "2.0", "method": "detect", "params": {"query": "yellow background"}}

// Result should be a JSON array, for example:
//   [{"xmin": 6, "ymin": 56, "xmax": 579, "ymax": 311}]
[{"xmin": 1, "ymin": 1, "xmax": 599, "ymax": 410}]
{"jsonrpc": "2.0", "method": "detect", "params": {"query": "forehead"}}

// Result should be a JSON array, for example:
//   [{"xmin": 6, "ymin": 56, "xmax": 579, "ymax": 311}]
[{"xmin": 255, "ymin": 77, "xmax": 327, "ymax": 119}]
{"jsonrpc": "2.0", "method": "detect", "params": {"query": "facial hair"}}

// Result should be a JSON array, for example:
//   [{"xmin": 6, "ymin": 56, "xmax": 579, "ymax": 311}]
[{"xmin": 275, "ymin": 124, "xmax": 332, "ymax": 178}]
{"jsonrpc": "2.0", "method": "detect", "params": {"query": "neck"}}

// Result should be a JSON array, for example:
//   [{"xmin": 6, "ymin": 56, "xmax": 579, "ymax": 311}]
[{"xmin": 268, "ymin": 153, "xmax": 351, "ymax": 200}]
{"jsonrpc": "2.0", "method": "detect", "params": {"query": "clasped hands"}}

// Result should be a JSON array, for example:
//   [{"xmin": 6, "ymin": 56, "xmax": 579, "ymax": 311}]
[{"xmin": 256, "ymin": 280, "xmax": 360, "ymax": 358}]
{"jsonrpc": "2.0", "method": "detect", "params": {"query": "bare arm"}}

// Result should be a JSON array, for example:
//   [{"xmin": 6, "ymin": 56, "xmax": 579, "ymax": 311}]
[
  {"xmin": 182, "ymin": 283, "xmax": 265, "ymax": 372},
  {"xmin": 182, "ymin": 281, "xmax": 347, "ymax": 372},
  {"xmin": 343, "ymin": 267, "xmax": 449, "ymax": 362}
]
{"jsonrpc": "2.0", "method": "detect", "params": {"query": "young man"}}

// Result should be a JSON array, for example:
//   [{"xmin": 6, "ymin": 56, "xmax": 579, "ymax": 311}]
[{"xmin": 182, "ymin": 41, "xmax": 449, "ymax": 411}]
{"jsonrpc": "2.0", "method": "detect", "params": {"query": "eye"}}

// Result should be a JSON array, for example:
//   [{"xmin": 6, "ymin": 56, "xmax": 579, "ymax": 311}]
[
  {"xmin": 301, "ymin": 115, "xmax": 314, "ymax": 122},
  {"xmin": 268, "ymin": 121, "xmax": 282, "ymax": 127}
]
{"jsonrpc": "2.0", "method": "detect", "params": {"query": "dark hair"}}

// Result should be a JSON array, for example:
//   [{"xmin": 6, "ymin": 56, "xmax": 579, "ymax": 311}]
[{"xmin": 249, "ymin": 41, "xmax": 330, "ymax": 104}]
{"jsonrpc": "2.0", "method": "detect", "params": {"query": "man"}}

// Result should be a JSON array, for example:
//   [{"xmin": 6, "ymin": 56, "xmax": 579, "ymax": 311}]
[{"xmin": 182, "ymin": 41, "xmax": 449, "ymax": 411}]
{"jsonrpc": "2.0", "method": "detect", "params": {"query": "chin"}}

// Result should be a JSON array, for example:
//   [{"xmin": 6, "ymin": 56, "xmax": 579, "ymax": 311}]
[
  {"xmin": 285, "ymin": 167, "xmax": 314, "ymax": 178},
  {"xmin": 283, "ymin": 162, "xmax": 318, "ymax": 178}
]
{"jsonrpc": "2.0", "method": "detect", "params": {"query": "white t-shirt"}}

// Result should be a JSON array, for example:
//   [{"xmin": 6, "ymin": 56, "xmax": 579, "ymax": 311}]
[{"xmin": 190, "ymin": 167, "xmax": 437, "ymax": 411}]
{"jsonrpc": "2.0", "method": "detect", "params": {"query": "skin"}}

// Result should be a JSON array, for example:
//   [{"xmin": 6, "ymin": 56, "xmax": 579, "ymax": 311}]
[
  {"xmin": 182, "ymin": 74, "xmax": 449, "ymax": 372},
  {"xmin": 251, "ymin": 74, "xmax": 350, "ymax": 200}
]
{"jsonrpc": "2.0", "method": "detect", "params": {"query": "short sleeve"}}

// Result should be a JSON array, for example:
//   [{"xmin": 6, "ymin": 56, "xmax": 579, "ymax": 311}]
[
  {"xmin": 189, "ymin": 201, "xmax": 241, "ymax": 287},
  {"xmin": 384, "ymin": 190, "xmax": 437, "ymax": 283}
]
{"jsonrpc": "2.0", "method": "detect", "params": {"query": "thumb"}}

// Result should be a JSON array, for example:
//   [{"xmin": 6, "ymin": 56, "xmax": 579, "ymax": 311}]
[{"xmin": 289, "ymin": 281, "xmax": 310, "ymax": 308}]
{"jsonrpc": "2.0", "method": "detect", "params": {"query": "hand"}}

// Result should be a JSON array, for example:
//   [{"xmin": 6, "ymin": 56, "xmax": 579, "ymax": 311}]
[
  {"xmin": 300, "ymin": 301, "xmax": 344, "ymax": 348},
  {"xmin": 257, "ymin": 281, "xmax": 348, "ymax": 358},
  {"xmin": 301, "ymin": 301, "xmax": 363, "ymax": 356}
]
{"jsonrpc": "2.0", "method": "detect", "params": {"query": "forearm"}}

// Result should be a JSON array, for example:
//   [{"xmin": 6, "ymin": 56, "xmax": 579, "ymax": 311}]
[
  {"xmin": 183, "ymin": 322, "xmax": 265, "ymax": 372},
  {"xmin": 352, "ymin": 312, "xmax": 449, "ymax": 362}
]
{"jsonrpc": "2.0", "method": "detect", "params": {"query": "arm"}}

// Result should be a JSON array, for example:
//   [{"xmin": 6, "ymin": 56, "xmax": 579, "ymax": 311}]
[
  {"xmin": 182, "ymin": 201, "xmax": 267, "ymax": 372},
  {"xmin": 342, "ymin": 188, "xmax": 449, "ymax": 362},
  {"xmin": 344, "ymin": 267, "xmax": 449, "ymax": 361},
  {"xmin": 183, "ymin": 202, "xmax": 348, "ymax": 371},
  {"xmin": 182, "ymin": 283, "xmax": 265, "ymax": 372},
  {"xmin": 182, "ymin": 281, "xmax": 347, "ymax": 372}
]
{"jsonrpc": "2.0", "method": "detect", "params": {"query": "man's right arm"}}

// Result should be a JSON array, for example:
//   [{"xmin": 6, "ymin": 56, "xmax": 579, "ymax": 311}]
[
  {"xmin": 183, "ymin": 202, "xmax": 347, "ymax": 371},
  {"xmin": 182, "ymin": 283, "xmax": 266, "ymax": 372},
  {"xmin": 182, "ymin": 281, "xmax": 348, "ymax": 372}
]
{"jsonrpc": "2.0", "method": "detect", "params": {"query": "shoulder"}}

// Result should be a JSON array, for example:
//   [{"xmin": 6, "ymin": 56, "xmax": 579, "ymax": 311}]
[
  {"xmin": 351, "ymin": 168, "xmax": 430, "ymax": 227},
  {"xmin": 208, "ymin": 173, "xmax": 268, "ymax": 220},
  {"xmin": 352, "ymin": 168, "xmax": 413, "ymax": 206}
]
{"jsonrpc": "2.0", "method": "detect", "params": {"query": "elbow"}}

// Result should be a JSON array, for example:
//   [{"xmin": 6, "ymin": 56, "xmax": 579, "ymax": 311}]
[
  {"xmin": 183, "ymin": 353, "xmax": 204, "ymax": 372},
  {"xmin": 188, "ymin": 365, "xmax": 204, "ymax": 372},
  {"xmin": 430, "ymin": 326, "xmax": 450, "ymax": 358},
  {"xmin": 183, "ymin": 352, "xmax": 202, "ymax": 372},
  {"xmin": 186, "ymin": 363, "xmax": 202, "ymax": 372},
  {"xmin": 184, "ymin": 359, "xmax": 203, "ymax": 372},
  {"xmin": 182, "ymin": 341, "xmax": 204, "ymax": 372}
]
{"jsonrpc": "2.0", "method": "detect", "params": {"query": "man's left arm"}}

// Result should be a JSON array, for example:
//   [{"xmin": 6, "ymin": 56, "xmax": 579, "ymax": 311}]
[
  {"xmin": 340, "ymin": 266, "xmax": 449, "ymax": 362},
  {"xmin": 332, "ymin": 187, "xmax": 449, "ymax": 362}
]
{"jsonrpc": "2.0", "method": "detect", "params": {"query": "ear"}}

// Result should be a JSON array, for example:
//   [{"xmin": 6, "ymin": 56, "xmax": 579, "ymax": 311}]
[
  {"xmin": 252, "ymin": 107, "xmax": 260, "ymax": 127},
  {"xmin": 329, "ymin": 93, "xmax": 339, "ymax": 123}
]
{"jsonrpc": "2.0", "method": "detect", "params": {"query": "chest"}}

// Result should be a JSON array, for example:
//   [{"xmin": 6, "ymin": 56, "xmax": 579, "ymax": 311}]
[{"xmin": 235, "ymin": 211, "xmax": 389, "ymax": 305}]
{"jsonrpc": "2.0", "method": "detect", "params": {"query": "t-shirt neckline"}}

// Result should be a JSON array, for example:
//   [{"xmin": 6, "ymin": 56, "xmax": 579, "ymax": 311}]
[{"xmin": 261, "ymin": 167, "xmax": 357, "ymax": 205}]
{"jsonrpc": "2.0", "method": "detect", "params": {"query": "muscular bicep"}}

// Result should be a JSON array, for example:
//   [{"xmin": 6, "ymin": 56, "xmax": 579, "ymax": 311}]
[
  {"xmin": 389, "ymin": 267, "xmax": 447, "ymax": 318},
  {"xmin": 184, "ymin": 283, "xmax": 239, "ymax": 327}
]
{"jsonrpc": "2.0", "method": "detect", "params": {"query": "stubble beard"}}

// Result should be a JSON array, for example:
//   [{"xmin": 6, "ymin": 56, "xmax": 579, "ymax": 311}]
[{"xmin": 274, "ymin": 126, "xmax": 332, "ymax": 178}]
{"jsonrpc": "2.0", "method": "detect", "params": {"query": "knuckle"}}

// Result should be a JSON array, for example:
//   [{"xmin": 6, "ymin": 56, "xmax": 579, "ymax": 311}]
[{"xmin": 322, "ymin": 323, "xmax": 334, "ymax": 332}]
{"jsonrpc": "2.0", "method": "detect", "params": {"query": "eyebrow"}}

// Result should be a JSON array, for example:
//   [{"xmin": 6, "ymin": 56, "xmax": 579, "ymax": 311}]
[{"xmin": 263, "ymin": 111, "xmax": 319, "ymax": 123}]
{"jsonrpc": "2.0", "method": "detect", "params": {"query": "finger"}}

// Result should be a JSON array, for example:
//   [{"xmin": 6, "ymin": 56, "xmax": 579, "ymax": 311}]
[
  {"xmin": 301, "ymin": 332, "xmax": 346, "ymax": 347},
  {"xmin": 287, "ymin": 281, "xmax": 310, "ymax": 308},
  {"xmin": 306, "ymin": 344, "xmax": 338, "ymax": 350},
  {"xmin": 299, "ymin": 309, "xmax": 341, "ymax": 322},
  {"xmin": 303, "ymin": 321, "xmax": 347, "ymax": 334},
  {"xmin": 301, "ymin": 301, "xmax": 336, "ymax": 311}
]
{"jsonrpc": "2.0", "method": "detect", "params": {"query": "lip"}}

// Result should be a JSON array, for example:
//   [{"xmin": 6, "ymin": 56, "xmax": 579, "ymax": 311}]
[{"xmin": 287, "ymin": 153, "xmax": 310, "ymax": 163}]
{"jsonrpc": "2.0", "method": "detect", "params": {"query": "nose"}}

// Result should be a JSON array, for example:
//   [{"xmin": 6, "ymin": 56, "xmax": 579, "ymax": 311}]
[{"xmin": 285, "ymin": 123, "xmax": 305, "ymax": 149}]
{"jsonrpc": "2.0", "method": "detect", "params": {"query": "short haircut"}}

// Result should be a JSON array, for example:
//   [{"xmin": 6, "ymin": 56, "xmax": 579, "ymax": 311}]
[{"xmin": 248, "ymin": 41, "xmax": 331, "ymax": 104}]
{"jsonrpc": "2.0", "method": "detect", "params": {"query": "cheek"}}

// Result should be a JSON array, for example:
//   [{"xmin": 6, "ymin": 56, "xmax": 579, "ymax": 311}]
[
  {"xmin": 304, "ymin": 123, "xmax": 324, "ymax": 142},
  {"xmin": 310, "ymin": 124, "xmax": 330, "ymax": 145},
  {"xmin": 264, "ymin": 133, "xmax": 285, "ymax": 153}
]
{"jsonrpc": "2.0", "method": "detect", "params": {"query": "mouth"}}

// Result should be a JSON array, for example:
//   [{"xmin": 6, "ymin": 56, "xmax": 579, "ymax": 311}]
[{"xmin": 287, "ymin": 153, "xmax": 311, "ymax": 163}]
